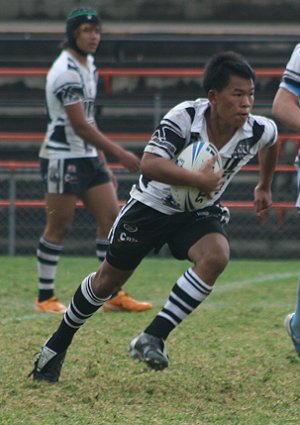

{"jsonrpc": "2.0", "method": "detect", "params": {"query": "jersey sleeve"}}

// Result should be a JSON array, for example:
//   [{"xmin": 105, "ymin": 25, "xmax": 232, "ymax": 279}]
[
  {"xmin": 279, "ymin": 44, "xmax": 300, "ymax": 97},
  {"xmin": 260, "ymin": 117, "xmax": 278, "ymax": 149},
  {"xmin": 144, "ymin": 106, "xmax": 192, "ymax": 160},
  {"xmin": 52, "ymin": 69, "xmax": 84, "ymax": 106}
]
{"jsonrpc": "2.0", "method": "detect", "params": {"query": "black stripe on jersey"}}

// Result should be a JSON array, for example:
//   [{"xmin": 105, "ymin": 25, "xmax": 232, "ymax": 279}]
[
  {"xmin": 54, "ymin": 81, "xmax": 82, "ymax": 95},
  {"xmin": 149, "ymin": 125, "xmax": 186, "ymax": 157},
  {"xmin": 163, "ymin": 118, "xmax": 182, "ymax": 133},
  {"xmin": 56, "ymin": 85, "xmax": 84, "ymax": 104},
  {"xmin": 45, "ymin": 145, "xmax": 70, "ymax": 151},
  {"xmin": 230, "ymin": 120, "xmax": 264, "ymax": 161},
  {"xmin": 67, "ymin": 57, "xmax": 80, "ymax": 72},
  {"xmin": 283, "ymin": 76, "xmax": 300, "ymax": 89},
  {"xmin": 252, "ymin": 120, "xmax": 265, "ymax": 143},
  {"xmin": 185, "ymin": 107, "xmax": 196, "ymax": 122},
  {"xmin": 49, "ymin": 125, "xmax": 68, "ymax": 145},
  {"xmin": 147, "ymin": 142, "xmax": 175, "ymax": 159}
]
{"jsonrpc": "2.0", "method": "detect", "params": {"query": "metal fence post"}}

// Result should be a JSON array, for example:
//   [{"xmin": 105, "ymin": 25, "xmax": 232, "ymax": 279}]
[
  {"xmin": 8, "ymin": 169, "xmax": 16, "ymax": 255},
  {"xmin": 153, "ymin": 93, "xmax": 162, "ymax": 128}
]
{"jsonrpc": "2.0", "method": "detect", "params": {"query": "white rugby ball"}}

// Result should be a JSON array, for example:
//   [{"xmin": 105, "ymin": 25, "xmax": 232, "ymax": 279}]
[{"xmin": 171, "ymin": 140, "xmax": 222, "ymax": 211}]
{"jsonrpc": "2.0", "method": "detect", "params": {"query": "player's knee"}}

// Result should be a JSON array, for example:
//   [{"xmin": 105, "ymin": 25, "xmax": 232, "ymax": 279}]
[{"xmin": 201, "ymin": 248, "xmax": 229, "ymax": 276}]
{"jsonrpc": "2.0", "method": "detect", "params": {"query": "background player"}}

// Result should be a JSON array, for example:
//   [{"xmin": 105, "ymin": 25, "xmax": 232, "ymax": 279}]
[
  {"xmin": 272, "ymin": 43, "xmax": 300, "ymax": 357},
  {"xmin": 34, "ymin": 7, "xmax": 152, "ymax": 314}
]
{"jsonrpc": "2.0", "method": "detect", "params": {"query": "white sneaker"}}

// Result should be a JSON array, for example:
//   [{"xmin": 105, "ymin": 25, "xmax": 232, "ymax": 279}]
[
  {"xmin": 284, "ymin": 313, "xmax": 300, "ymax": 357},
  {"xmin": 129, "ymin": 332, "xmax": 168, "ymax": 370}
]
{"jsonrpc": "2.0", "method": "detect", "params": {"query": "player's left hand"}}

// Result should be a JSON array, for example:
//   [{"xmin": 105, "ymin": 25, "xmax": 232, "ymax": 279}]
[{"xmin": 253, "ymin": 185, "xmax": 272, "ymax": 215}]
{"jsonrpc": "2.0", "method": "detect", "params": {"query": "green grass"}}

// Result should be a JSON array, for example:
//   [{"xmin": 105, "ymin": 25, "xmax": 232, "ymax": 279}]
[{"xmin": 1, "ymin": 256, "xmax": 300, "ymax": 424}]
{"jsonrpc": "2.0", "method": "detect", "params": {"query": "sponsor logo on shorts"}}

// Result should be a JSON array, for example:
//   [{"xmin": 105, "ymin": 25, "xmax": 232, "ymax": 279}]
[
  {"xmin": 123, "ymin": 224, "xmax": 138, "ymax": 233},
  {"xmin": 65, "ymin": 164, "xmax": 78, "ymax": 183},
  {"xmin": 118, "ymin": 232, "xmax": 138, "ymax": 243}
]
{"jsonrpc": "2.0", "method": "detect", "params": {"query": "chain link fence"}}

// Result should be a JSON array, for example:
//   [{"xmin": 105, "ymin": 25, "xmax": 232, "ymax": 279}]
[{"xmin": 0, "ymin": 161, "xmax": 298, "ymax": 259}]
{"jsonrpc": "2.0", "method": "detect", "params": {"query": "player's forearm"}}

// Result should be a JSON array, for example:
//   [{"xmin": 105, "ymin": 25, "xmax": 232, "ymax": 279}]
[
  {"xmin": 75, "ymin": 124, "xmax": 125, "ymax": 160},
  {"xmin": 272, "ymin": 89, "xmax": 300, "ymax": 132},
  {"xmin": 273, "ymin": 104, "xmax": 300, "ymax": 132},
  {"xmin": 257, "ymin": 144, "xmax": 278, "ymax": 190}
]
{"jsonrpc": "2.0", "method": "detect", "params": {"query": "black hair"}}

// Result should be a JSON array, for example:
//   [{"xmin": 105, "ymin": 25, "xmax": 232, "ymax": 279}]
[
  {"xmin": 202, "ymin": 51, "xmax": 256, "ymax": 94},
  {"xmin": 65, "ymin": 7, "xmax": 101, "ymax": 55}
]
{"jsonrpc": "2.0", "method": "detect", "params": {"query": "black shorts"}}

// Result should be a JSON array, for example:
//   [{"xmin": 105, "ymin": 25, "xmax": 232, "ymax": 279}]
[
  {"xmin": 40, "ymin": 157, "xmax": 111, "ymax": 197},
  {"xmin": 106, "ymin": 200, "xmax": 229, "ymax": 270}
]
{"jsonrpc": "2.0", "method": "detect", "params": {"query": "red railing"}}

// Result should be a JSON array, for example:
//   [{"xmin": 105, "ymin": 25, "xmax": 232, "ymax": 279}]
[
  {"xmin": 0, "ymin": 160, "xmax": 296, "ymax": 228},
  {"xmin": 0, "ymin": 160, "xmax": 296, "ymax": 173},
  {"xmin": 0, "ymin": 131, "xmax": 299, "ymax": 159},
  {"xmin": 0, "ymin": 132, "xmax": 150, "ymax": 142},
  {"xmin": 0, "ymin": 66, "xmax": 297, "ymax": 228},
  {"xmin": 0, "ymin": 67, "xmax": 285, "ymax": 95}
]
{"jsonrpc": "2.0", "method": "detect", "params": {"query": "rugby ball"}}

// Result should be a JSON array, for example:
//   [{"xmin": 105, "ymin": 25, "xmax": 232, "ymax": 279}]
[{"xmin": 171, "ymin": 140, "xmax": 222, "ymax": 211}]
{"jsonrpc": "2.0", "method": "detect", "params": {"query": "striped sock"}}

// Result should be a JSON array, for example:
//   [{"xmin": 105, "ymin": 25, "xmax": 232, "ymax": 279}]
[
  {"xmin": 37, "ymin": 236, "xmax": 63, "ymax": 301},
  {"xmin": 46, "ymin": 272, "xmax": 111, "ymax": 353},
  {"xmin": 144, "ymin": 268, "xmax": 213, "ymax": 340}
]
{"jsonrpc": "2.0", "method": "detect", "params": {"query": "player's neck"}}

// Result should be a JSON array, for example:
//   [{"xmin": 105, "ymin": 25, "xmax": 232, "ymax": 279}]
[
  {"xmin": 68, "ymin": 48, "xmax": 88, "ymax": 67},
  {"xmin": 205, "ymin": 111, "xmax": 236, "ymax": 149}
]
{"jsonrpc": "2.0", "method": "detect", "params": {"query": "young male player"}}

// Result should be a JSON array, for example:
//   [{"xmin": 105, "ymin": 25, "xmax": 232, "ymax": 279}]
[{"xmin": 30, "ymin": 51, "xmax": 278, "ymax": 381}]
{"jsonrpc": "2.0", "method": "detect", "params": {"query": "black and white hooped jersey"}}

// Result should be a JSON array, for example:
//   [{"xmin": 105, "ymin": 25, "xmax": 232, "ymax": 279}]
[
  {"xmin": 130, "ymin": 98, "xmax": 278, "ymax": 215},
  {"xmin": 279, "ymin": 43, "xmax": 300, "ymax": 98},
  {"xmin": 39, "ymin": 50, "xmax": 98, "ymax": 159}
]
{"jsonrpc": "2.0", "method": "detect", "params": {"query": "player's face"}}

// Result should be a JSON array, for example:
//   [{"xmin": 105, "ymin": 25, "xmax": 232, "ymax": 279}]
[
  {"xmin": 210, "ymin": 75, "xmax": 255, "ymax": 128},
  {"xmin": 75, "ymin": 23, "xmax": 101, "ymax": 54}
]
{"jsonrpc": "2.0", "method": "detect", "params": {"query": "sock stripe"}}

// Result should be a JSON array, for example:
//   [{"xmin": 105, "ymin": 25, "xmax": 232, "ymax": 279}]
[
  {"xmin": 152, "ymin": 269, "xmax": 214, "ymax": 338},
  {"xmin": 169, "ymin": 294, "xmax": 193, "ymax": 314},
  {"xmin": 38, "ymin": 278, "xmax": 54, "ymax": 284},
  {"xmin": 81, "ymin": 273, "xmax": 103, "ymax": 306},
  {"xmin": 161, "ymin": 307, "xmax": 183, "ymax": 324},
  {"xmin": 158, "ymin": 310, "xmax": 179, "ymax": 327},
  {"xmin": 37, "ymin": 237, "xmax": 63, "ymax": 300},
  {"xmin": 63, "ymin": 315, "xmax": 81, "ymax": 329},
  {"xmin": 66, "ymin": 306, "xmax": 93, "ymax": 327},
  {"xmin": 39, "ymin": 237, "xmax": 64, "ymax": 252},
  {"xmin": 172, "ymin": 284, "xmax": 200, "ymax": 308},
  {"xmin": 70, "ymin": 298, "xmax": 94, "ymax": 320},
  {"xmin": 185, "ymin": 269, "xmax": 212, "ymax": 295},
  {"xmin": 63, "ymin": 273, "xmax": 110, "ymax": 330},
  {"xmin": 37, "ymin": 256, "xmax": 59, "ymax": 266}
]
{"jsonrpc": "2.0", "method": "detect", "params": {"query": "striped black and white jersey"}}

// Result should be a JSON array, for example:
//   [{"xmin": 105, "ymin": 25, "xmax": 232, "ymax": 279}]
[
  {"xmin": 279, "ymin": 43, "xmax": 300, "ymax": 98},
  {"xmin": 279, "ymin": 43, "xmax": 300, "ymax": 210},
  {"xmin": 39, "ymin": 50, "xmax": 98, "ymax": 159},
  {"xmin": 130, "ymin": 98, "xmax": 278, "ymax": 215}
]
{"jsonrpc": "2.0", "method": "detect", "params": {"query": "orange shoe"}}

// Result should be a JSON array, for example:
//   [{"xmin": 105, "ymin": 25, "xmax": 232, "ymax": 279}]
[
  {"xmin": 102, "ymin": 291, "xmax": 152, "ymax": 313},
  {"xmin": 34, "ymin": 296, "xmax": 67, "ymax": 314}
]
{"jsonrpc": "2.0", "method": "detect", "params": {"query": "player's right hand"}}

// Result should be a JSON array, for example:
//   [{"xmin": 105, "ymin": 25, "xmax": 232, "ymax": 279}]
[
  {"xmin": 120, "ymin": 151, "xmax": 140, "ymax": 173},
  {"xmin": 196, "ymin": 156, "xmax": 224, "ymax": 195}
]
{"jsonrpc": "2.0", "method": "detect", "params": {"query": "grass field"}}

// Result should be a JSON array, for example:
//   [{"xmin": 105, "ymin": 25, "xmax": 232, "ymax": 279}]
[{"xmin": 1, "ymin": 256, "xmax": 300, "ymax": 425}]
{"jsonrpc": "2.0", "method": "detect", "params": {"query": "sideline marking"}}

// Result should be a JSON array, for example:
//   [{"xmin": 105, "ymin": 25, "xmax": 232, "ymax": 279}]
[
  {"xmin": 215, "ymin": 271, "xmax": 299, "ymax": 293},
  {"xmin": 1, "ymin": 271, "xmax": 299, "ymax": 324}
]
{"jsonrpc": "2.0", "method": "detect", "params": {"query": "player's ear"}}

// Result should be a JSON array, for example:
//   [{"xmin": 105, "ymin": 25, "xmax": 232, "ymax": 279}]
[{"xmin": 208, "ymin": 89, "xmax": 217, "ymax": 105}]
